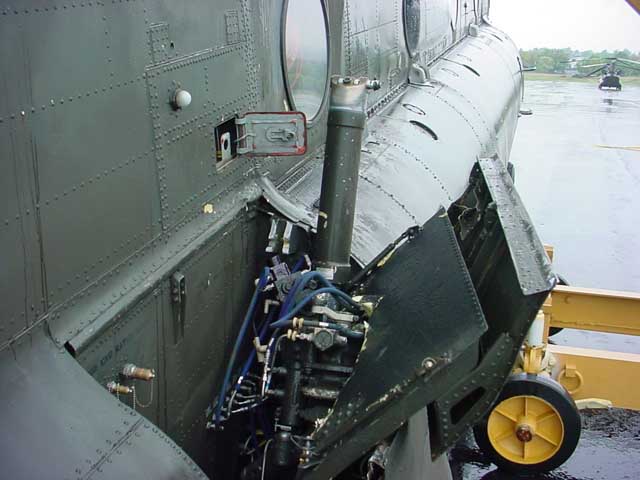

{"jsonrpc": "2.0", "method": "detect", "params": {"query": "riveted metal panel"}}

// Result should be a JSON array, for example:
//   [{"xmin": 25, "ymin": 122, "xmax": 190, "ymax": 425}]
[
  {"xmin": 0, "ymin": 119, "xmax": 47, "ymax": 346},
  {"xmin": 149, "ymin": 23, "xmax": 174, "ymax": 65},
  {"xmin": 32, "ymin": 81, "xmax": 153, "ymax": 202},
  {"xmin": 19, "ymin": 5, "xmax": 107, "ymax": 110},
  {"xmin": 405, "ymin": 0, "xmax": 456, "ymax": 66},
  {"xmin": 151, "ymin": 0, "xmax": 241, "ymax": 56},
  {"xmin": 0, "ymin": 20, "xmax": 29, "ymax": 115},
  {"xmin": 0, "ymin": 2, "xmax": 157, "ymax": 311},
  {"xmin": 75, "ymin": 292, "xmax": 165, "ymax": 428},
  {"xmin": 46, "ymin": 179, "xmax": 262, "ymax": 352},
  {"xmin": 145, "ymin": 0, "xmax": 261, "ymax": 231},
  {"xmin": 0, "ymin": 127, "xmax": 30, "ymax": 345},
  {"xmin": 425, "ymin": 0, "xmax": 455, "ymax": 51},
  {"xmin": 161, "ymin": 211, "xmax": 265, "ymax": 470},
  {"xmin": 369, "ymin": 89, "xmax": 480, "ymax": 196},
  {"xmin": 103, "ymin": 1, "xmax": 159, "ymax": 76},
  {"xmin": 147, "ymin": 45, "xmax": 254, "ymax": 227},
  {"xmin": 37, "ymin": 134, "xmax": 155, "ymax": 308},
  {"xmin": 343, "ymin": 0, "xmax": 408, "ymax": 108},
  {"xmin": 281, "ymin": 24, "xmax": 522, "ymax": 267},
  {"xmin": 0, "ymin": 326, "xmax": 204, "ymax": 480}
]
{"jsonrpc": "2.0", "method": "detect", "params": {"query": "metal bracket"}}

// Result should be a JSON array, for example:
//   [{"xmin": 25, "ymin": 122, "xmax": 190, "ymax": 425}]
[
  {"xmin": 266, "ymin": 218, "xmax": 300, "ymax": 255},
  {"xmin": 171, "ymin": 271, "xmax": 186, "ymax": 344},
  {"xmin": 408, "ymin": 63, "xmax": 431, "ymax": 86}
]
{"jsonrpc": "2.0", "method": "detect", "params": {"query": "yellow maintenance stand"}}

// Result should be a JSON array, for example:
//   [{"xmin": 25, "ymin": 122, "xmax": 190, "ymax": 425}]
[{"xmin": 473, "ymin": 246, "xmax": 640, "ymax": 474}]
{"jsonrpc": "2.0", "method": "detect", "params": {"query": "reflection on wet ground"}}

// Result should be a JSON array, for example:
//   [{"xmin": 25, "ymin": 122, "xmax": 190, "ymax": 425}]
[
  {"xmin": 451, "ymin": 80, "xmax": 640, "ymax": 479},
  {"xmin": 450, "ymin": 409, "xmax": 640, "ymax": 480},
  {"xmin": 514, "ymin": 81, "xmax": 640, "ymax": 296},
  {"xmin": 512, "ymin": 80, "xmax": 640, "ymax": 354}
]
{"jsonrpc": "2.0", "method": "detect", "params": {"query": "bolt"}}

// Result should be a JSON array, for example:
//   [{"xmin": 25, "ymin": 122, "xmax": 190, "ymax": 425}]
[
  {"xmin": 422, "ymin": 358, "xmax": 436, "ymax": 370},
  {"xmin": 367, "ymin": 79, "xmax": 382, "ymax": 90},
  {"xmin": 516, "ymin": 425, "xmax": 533, "ymax": 442}
]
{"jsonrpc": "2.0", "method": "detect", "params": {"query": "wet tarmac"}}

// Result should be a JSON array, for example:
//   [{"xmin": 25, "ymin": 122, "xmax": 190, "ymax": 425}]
[
  {"xmin": 450, "ymin": 80, "xmax": 640, "ymax": 478},
  {"xmin": 515, "ymin": 80, "xmax": 640, "ymax": 294},
  {"xmin": 511, "ymin": 80, "xmax": 640, "ymax": 355},
  {"xmin": 450, "ymin": 408, "xmax": 640, "ymax": 480}
]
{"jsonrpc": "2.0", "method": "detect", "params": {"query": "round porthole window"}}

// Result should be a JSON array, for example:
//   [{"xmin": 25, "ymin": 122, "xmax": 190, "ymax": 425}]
[
  {"xmin": 283, "ymin": 0, "xmax": 329, "ymax": 121},
  {"xmin": 404, "ymin": 0, "xmax": 422, "ymax": 57}
]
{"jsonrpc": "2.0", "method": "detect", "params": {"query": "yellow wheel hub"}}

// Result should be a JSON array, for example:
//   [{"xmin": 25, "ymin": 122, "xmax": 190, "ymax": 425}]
[{"xmin": 487, "ymin": 394, "xmax": 564, "ymax": 465}]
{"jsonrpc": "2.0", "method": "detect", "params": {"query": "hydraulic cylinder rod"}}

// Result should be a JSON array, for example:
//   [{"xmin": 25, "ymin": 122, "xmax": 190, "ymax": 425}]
[{"xmin": 315, "ymin": 76, "xmax": 379, "ymax": 282}]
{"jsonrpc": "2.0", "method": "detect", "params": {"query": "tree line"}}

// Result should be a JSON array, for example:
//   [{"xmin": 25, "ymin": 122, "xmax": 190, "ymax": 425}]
[{"xmin": 520, "ymin": 48, "xmax": 640, "ymax": 75}]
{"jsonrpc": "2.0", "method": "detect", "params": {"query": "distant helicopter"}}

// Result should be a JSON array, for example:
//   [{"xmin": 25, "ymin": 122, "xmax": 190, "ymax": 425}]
[{"xmin": 577, "ymin": 57, "xmax": 640, "ymax": 90}]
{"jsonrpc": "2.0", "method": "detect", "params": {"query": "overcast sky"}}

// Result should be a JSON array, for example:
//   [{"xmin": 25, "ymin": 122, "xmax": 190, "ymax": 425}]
[{"xmin": 490, "ymin": 0, "xmax": 640, "ymax": 52}]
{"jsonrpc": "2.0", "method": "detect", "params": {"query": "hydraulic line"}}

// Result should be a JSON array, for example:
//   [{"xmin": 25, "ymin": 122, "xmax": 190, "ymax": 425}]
[
  {"xmin": 270, "ymin": 287, "xmax": 361, "ymax": 329},
  {"xmin": 214, "ymin": 267, "xmax": 270, "ymax": 426}
]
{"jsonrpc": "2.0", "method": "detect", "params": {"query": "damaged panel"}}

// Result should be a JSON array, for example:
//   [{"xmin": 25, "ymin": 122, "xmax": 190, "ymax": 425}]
[
  {"xmin": 423, "ymin": 157, "xmax": 556, "ymax": 455},
  {"xmin": 476, "ymin": 156, "xmax": 554, "ymax": 295},
  {"xmin": 301, "ymin": 156, "xmax": 555, "ymax": 477},
  {"xmin": 302, "ymin": 210, "xmax": 487, "ymax": 479},
  {"xmin": 448, "ymin": 156, "xmax": 555, "ymax": 345}
]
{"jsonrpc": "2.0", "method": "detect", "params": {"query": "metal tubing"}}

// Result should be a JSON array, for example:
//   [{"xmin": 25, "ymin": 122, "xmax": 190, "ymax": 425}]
[{"xmin": 315, "ymin": 77, "xmax": 371, "ymax": 282}]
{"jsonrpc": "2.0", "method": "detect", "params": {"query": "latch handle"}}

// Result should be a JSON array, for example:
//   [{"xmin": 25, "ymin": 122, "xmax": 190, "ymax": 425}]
[
  {"xmin": 235, "ymin": 112, "xmax": 307, "ymax": 156},
  {"xmin": 171, "ymin": 271, "xmax": 186, "ymax": 344}
]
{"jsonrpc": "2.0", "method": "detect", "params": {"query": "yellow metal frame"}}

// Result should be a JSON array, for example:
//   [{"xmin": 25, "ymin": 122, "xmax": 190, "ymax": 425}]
[
  {"xmin": 548, "ymin": 345, "xmax": 640, "ymax": 410},
  {"xmin": 519, "ymin": 245, "xmax": 640, "ymax": 411},
  {"xmin": 545, "ymin": 286, "xmax": 640, "ymax": 336}
]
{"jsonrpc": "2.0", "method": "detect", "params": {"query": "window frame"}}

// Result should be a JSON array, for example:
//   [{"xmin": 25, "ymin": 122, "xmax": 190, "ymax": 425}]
[
  {"xmin": 280, "ymin": 0, "xmax": 331, "ymax": 125},
  {"xmin": 403, "ymin": 0, "xmax": 422, "ymax": 58}
]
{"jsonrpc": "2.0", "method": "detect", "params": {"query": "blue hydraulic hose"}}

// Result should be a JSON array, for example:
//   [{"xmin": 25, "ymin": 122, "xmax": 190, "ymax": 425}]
[
  {"xmin": 291, "ymin": 256, "xmax": 306, "ymax": 273},
  {"xmin": 281, "ymin": 271, "xmax": 331, "ymax": 313},
  {"xmin": 280, "ymin": 271, "xmax": 361, "ymax": 316},
  {"xmin": 234, "ymin": 308, "xmax": 275, "ymax": 391},
  {"xmin": 270, "ymin": 287, "xmax": 360, "ymax": 329},
  {"xmin": 214, "ymin": 267, "xmax": 270, "ymax": 425}
]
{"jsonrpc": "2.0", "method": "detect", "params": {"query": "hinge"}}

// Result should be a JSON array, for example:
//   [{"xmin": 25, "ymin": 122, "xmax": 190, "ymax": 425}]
[{"xmin": 236, "ymin": 112, "xmax": 307, "ymax": 156}]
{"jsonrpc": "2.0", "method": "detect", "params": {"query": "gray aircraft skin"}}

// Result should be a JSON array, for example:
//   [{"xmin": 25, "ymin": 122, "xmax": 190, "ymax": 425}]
[{"xmin": 0, "ymin": 1, "xmax": 554, "ymax": 479}]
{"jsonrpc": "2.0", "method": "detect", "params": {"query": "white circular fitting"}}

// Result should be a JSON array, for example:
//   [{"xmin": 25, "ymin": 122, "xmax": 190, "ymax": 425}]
[{"xmin": 173, "ymin": 89, "xmax": 192, "ymax": 109}]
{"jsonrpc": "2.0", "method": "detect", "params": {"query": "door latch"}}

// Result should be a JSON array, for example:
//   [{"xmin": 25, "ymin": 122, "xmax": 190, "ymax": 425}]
[{"xmin": 235, "ymin": 111, "xmax": 307, "ymax": 156}]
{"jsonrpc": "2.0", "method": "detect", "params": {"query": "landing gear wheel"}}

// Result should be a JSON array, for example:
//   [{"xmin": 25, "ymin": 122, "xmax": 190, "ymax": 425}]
[{"xmin": 474, "ymin": 373, "xmax": 581, "ymax": 475}]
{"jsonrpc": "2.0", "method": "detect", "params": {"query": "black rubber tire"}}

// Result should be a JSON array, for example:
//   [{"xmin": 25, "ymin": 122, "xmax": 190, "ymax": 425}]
[
  {"xmin": 549, "ymin": 274, "xmax": 569, "ymax": 337},
  {"xmin": 473, "ymin": 373, "xmax": 581, "ymax": 476}
]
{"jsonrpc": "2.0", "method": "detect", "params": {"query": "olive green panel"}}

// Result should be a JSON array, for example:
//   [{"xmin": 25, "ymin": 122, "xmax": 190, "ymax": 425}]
[
  {"xmin": 32, "ymin": 81, "xmax": 153, "ymax": 202},
  {"xmin": 0, "ymin": 118, "xmax": 46, "ymax": 345},
  {"xmin": 20, "ymin": 7, "xmax": 107, "ymax": 110},
  {"xmin": 36, "ymin": 81, "xmax": 156, "ymax": 304},
  {"xmin": 151, "ymin": 0, "xmax": 242, "ymax": 55},
  {"xmin": 0, "ymin": 126, "xmax": 30, "ymax": 345},
  {"xmin": 162, "ymin": 212, "xmax": 264, "ymax": 469},
  {"xmin": 0, "ymin": 19, "xmax": 30, "ymax": 115},
  {"xmin": 147, "ymin": 45, "xmax": 257, "ymax": 227},
  {"xmin": 76, "ymin": 292, "xmax": 165, "ymax": 428},
  {"xmin": 343, "ymin": 0, "xmax": 408, "ymax": 107},
  {"xmin": 102, "ymin": 1, "xmax": 159, "ymax": 82}
]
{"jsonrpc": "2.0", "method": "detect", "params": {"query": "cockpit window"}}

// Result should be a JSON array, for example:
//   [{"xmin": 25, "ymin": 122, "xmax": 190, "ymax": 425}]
[
  {"xmin": 404, "ymin": 0, "xmax": 422, "ymax": 57},
  {"xmin": 283, "ymin": 0, "xmax": 329, "ymax": 121}
]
